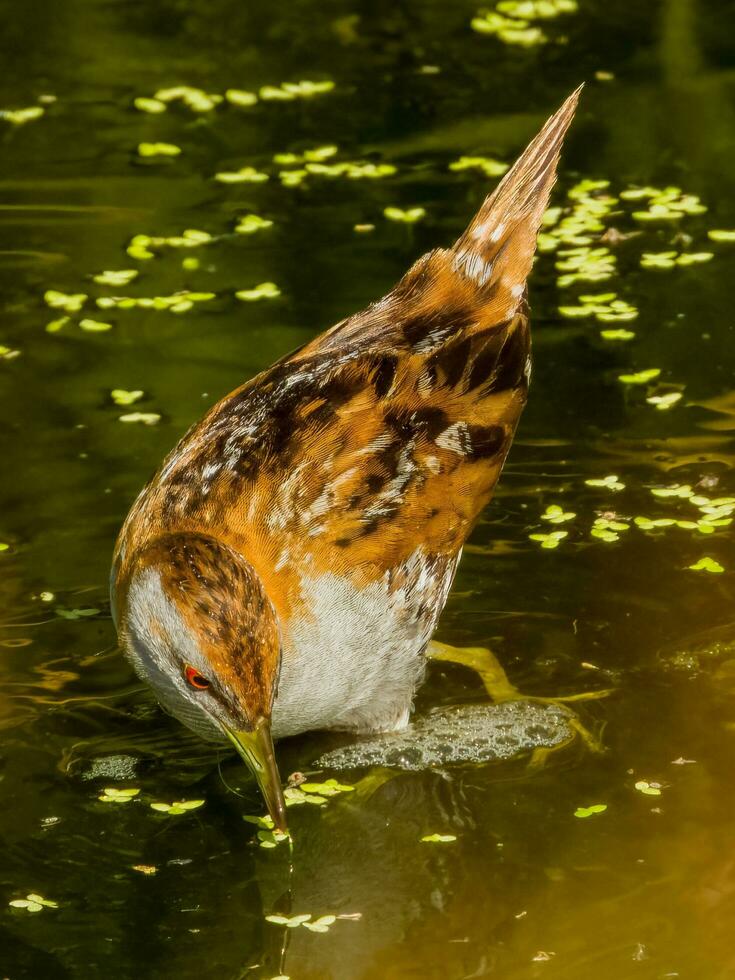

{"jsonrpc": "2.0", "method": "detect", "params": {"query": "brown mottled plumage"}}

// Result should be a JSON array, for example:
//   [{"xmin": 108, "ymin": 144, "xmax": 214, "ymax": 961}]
[{"xmin": 111, "ymin": 88, "xmax": 581, "ymax": 829}]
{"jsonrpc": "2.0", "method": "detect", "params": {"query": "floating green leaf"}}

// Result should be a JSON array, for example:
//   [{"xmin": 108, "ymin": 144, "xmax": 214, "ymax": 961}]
[
  {"xmin": 149, "ymin": 799, "xmax": 205, "ymax": 815},
  {"xmin": 651, "ymin": 484, "xmax": 692, "ymax": 499},
  {"xmin": 384, "ymin": 206, "xmax": 426, "ymax": 223},
  {"xmin": 646, "ymin": 391, "xmax": 682, "ymax": 410},
  {"xmin": 528, "ymin": 530, "xmax": 567, "ymax": 549},
  {"xmin": 235, "ymin": 282, "xmax": 281, "ymax": 301},
  {"xmin": 688, "ymin": 557, "xmax": 724, "ymax": 573},
  {"xmin": 299, "ymin": 779, "xmax": 355, "ymax": 796},
  {"xmin": 634, "ymin": 780, "xmax": 662, "ymax": 796},
  {"xmin": 541, "ymin": 504, "xmax": 576, "ymax": 524},
  {"xmin": 640, "ymin": 251, "xmax": 677, "ymax": 270},
  {"xmin": 98, "ymin": 787, "xmax": 140, "ymax": 803},
  {"xmin": 93, "ymin": 269, "xmax": 139, "ymax": 286},
  {"xmin": 9, "ymin": 893, "xmax": 58, "ymax": 912},
  {"xmin": 111, "ymin": 389, "xmax": 144, "ymax": 406},
  {"xmin": 235, "ymin": 214, "xmax": 273, "ymax": 234},
  {"xmin": 708, "ymin": 229, "xmax": 735, "ymax": 242},
  {"xmin": 225, "ymin": 89, "xmax": 258, "ymax": 107},
  {"xmin": 80, "ymin": 318, "xmax": 112, "ymax": 333},
  {"xmin": 119, "ymin": 412, "xmax": 160, "ymax": 425},
  {"xmin": 152, "ymin": 86, "xmax": 222, "ymax": 112},
  {"xmin": 302, "ymin": 915, "xmax": 337, "ymax": 932},
  {"xmin": 574, "ymin": 804, "xmax": 607, "ymax": 818},
  {"xmin": 215, "ymin": 166, "xmax": 269, "ymax": 184},
  {"xmin": 449, "ymin": 155, "xmax": 508, "ymax": 178},
  {"xmin": 421, "ymin": 833, "xmax": 457, "ymax": 842},
  {"xmin": 266, "ymin": 913, "xmax": 312, "ymax": 928},
  {"xmin": 585, "ymin": 475, "xmax": 625, "ymax": 491},
  {"xmin": 618, "ymin": 368, "xmax": 661, "ymax": 385},
  {"xmin": 1, "ymin": 106, "xmax": 45, "ymax": 125},
  {"xmin": 45, "ymin": 289, "xmax": 87, "ymax": 313},
  {"xmin": 137, "ymin": 142, "xmax": 182, "ymax": 158},
  {"xmin": 133, "ymin": 97, "xmax": 166, "ymax": 114},
  {"xmin": 676, "ymin": 252, "xmax": 713, "ymax": 266}
]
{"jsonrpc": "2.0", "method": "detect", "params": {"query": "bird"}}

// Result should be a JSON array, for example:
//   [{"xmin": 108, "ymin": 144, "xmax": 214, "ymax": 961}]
[{"xmin": 111, "ymin": 88, "xmax": 581, "ymax": 833}]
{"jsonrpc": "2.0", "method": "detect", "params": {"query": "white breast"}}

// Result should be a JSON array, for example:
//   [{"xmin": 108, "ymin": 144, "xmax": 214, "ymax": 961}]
[{"xmin": 271, "ymin": 548, "xmax": 459, "ymax": 740}]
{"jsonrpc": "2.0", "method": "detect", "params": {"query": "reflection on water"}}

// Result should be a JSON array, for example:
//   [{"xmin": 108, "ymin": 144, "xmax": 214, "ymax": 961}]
[{"xmin": 2, "ymin": 0, "xmax": 735, "ymax": 977}]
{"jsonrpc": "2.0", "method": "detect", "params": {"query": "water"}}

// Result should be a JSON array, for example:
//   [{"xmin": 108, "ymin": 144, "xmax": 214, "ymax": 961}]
[{"xmin": 2, "ymin": 0, "xmax": 735, "ymax": 976}]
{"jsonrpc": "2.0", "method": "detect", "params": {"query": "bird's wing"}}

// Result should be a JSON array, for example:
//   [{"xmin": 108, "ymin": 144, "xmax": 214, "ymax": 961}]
[{"xmin": 122, "ymin": 89, "xmax": 579, "ymax": 614}]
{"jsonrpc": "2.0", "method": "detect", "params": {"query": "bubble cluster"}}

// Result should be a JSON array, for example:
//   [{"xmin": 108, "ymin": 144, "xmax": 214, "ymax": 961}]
[{"xmin": 315, "ymin": 701, "xmax": 572, "ymax": 771}]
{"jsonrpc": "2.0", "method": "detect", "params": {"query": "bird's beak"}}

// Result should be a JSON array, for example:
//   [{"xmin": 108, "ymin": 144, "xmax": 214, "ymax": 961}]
[{"xmin": 223, "ymin": 718, "xmax": 288, "ymax": 833}]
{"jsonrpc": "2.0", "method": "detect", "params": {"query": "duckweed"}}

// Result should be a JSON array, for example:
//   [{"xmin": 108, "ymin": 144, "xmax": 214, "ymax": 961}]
[
  {"xmin": 137, "ymin": 142, "xmax": 182, "ymax": 158},
  {"xmin": 235, "ymin": 214, "xmax": 273, "ymax": 234},
  {"xmin": 281, "ymin": 80, "xmax": 335, "ymax": 97},
  {"xmin": 650, "ymin": 484, "xmax": 693, "ymax": 499},
  {"xmin": 119, "ymin": 412, "xmax": 160, "ymax": 425},
  {"xmin": 618, "ymin": 368, "xmax": 661, "ymax": 385},
  {"xmin": 79, "ymin": 318, "xmax": 113, "ymax": 332},
  {"xmin": 224, "ymin": 89, "xmax": 258, "ymax": 107},
  {"xmin": 298, "ymin": 779, "xmax": 355, "ymax": 796},
  {"xmin": 133, "ymin": 97, "xmax": 166, "ymax": 114},
  {"xmin": 97, "ymin": 289, "xmax": 214, "ymax": 313},
  {"xmin": 149, "ymin": 799, "xmax": 205, "ymax": 814},
  {"xmin": 45, "ymin": 290, "xmax": 87, "ymax": 313},
  {"xmin": 9, "ymin": 894, "xmax": 58, "ymax": 912},
  {"xmin": 260, "ymin": 80, "xmax": 334, "ymax": 100},
  {"xmin": 528, "ymin": 530, "xmax": 567, "ymax": 549},
  {"xmin": 152, "ymin": 86, "xmax": 222, "ymax": 112},
  {"xmin": 126, "ymin": 229, "xmax": 213, "ymax": 259},
  {"xmin": 384, "ymin": 206, "xmax": 426, "ymax": 223},
  {"xmin": 256, "ymin": 828, "xmax": 290, "ymax": 849},
  {"xmin": 634, "ymin": 516, "xmax": 676, "ymax": 530},
  {"xmin": 266, "ymin": 913, "xmax": 313, "ymax": 928},
  {"xmin": 541, "ymin": 504, "xmax": 576, "ymax": 524},
  {"xmin": 214, "ymin": 166, "xmax": 269, "ymax": 184},
  {"xmin": 275, "ymin": 147, "xmax": 396, "ymax": 186},
  {"xmin": 641, "ymin": 251, "xmax": 713, "ymax": 269},
  {"xmin": 559, "ymin": 292, "xmax": 637, "ymax": 322},
  {"xmin": 1, "ymin": 106, "xmax": 45, "ymax": 125},
  {"xmin": 634, "ymin": 780, "xmax": 662, "ymax": 796},
  {"xmin": 627, "ymin": 186, "xmax": 707, "ymax": 222},
  {"xmin": 93, "ymin": 269, "xmax": 138, "ymax": 286},
  {"xmin": 303, "ymin": 915, "xmax": 337, "ymax": 933},
  {"xmin": 646, "ymin": 391, "xmax": 683, "ymax": 410},
  {"xmin": 98, "ymin": 787, "xmax": 140, "ymax": 803},
  {"xmin": 585, "ymin": 475, "xmax": 625, "ymax": 491},
  {"xmin": 235, "ymin": 282, "xmax": 280, "ymax": 301},
  {"xmin": 688, "ymin": 557, "xmax": 724, "ymax": 573},
  {"xmin": 421, "ymin": 833, "xmax": 457, "ymax": 842},
  {"xmin": 472, "ymin": 2, "xmax": 575, "ymax": 47},
  {"xmin": 449, "ymin": 155, "xmax": 509, "ymax": 178},
  {"xmin": 574, "ymin": 804, "xmax": 607, "ymax": 818},
  {"xmin": 111, "ymin": 389, "xmax": 144, "ymax": 406},
  {"xmin": 708, "ymin": 229, "xmax": 735, "ymax": 242}
]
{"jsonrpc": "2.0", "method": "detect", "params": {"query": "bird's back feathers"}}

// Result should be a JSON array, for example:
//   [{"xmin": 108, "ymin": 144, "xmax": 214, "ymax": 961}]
[{"xmin": 114, "ymin": 89, "xmax": 581, "ymax": 628}]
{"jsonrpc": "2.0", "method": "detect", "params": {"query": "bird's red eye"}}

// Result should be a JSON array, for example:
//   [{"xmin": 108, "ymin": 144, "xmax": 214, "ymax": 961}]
[{"xmin": 184, "ymin": 666, "xmax": 210, "ymax": 690}]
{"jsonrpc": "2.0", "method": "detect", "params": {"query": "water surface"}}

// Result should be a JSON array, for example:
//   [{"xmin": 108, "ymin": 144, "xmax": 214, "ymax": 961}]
[{"xmin": 2, "ymin": 1, "xmax": 735, "ymax": 977}]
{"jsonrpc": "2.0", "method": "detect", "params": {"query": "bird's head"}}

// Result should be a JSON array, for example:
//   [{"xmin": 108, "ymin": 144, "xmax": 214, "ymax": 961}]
[{"xmin": 114, "ymin": 532, "xmax": 287, "ymax": 831}]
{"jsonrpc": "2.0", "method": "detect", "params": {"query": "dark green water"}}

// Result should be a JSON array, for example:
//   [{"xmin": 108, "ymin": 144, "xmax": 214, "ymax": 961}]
[{"xmin": 2, "ymin": 1, "xmax": 735, "ymax": 977}]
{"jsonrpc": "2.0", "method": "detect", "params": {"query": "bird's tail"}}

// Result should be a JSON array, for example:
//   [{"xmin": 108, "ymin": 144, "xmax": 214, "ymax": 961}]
[{"xmin": 449, "ymin": 84, "xmax": 582, "ymax": 325}]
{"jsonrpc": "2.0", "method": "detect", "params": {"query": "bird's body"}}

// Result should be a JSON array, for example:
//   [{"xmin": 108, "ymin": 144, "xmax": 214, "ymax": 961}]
[{"xmin": 112, "ymin": 89, "xmax": 581, "ymax": 827}]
